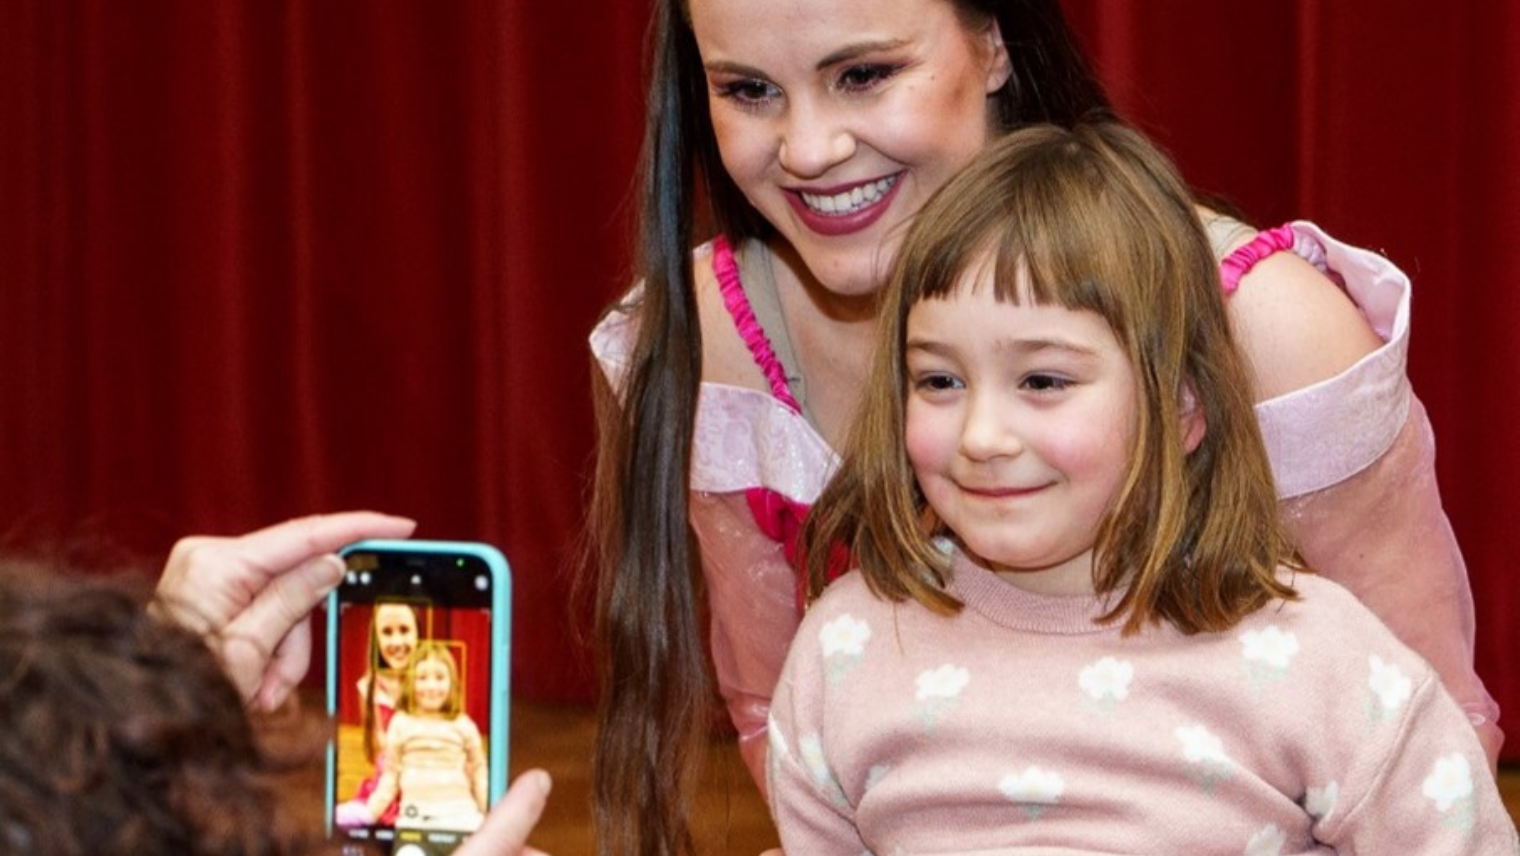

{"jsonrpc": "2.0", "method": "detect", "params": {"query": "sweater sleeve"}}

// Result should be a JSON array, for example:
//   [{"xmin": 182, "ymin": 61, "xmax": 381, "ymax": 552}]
[
  {"xmin": 1318, "ymin": 670, "xmax": 1518, "ymax": 853},
  {"xmin": 766, "ymin": 615, "xmax": 868, "ymax": 856}
]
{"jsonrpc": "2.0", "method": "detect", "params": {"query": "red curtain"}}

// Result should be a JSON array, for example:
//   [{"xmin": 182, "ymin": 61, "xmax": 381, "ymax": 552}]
[
  {"xmin": 0, "ymin": 0, "xmax": 647, "ymax": 702},
  {"xmin": 3, "ymin": 2, "xmax": 1517, "ymax": 757}
]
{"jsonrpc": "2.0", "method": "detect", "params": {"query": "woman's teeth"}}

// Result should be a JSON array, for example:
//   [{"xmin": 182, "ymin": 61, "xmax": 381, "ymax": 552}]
[{"xmin": 800, "ymin": 175, "xmax": 896, "ymax": 215}]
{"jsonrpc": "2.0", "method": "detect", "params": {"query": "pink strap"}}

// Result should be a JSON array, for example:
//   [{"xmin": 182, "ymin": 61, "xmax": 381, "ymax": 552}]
[
  {"xmin": 712, "ymin": 236, "xmax": 802, "ymax": 413},
  {"xmin": 1219, "ymin": 223, "xmax": 1297, "ymax": 294}
]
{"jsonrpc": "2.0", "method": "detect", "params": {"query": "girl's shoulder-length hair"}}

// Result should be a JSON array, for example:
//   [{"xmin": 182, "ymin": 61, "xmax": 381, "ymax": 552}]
[{"xmin": 804, "ymin": 120, "xmax": 1301, "ymax": 635}]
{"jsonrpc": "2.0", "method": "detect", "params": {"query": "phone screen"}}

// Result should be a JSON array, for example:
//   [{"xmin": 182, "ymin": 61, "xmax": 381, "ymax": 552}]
[{"xmin": 327, "ymin": 541, "xmax": 509, "ymax": 856}]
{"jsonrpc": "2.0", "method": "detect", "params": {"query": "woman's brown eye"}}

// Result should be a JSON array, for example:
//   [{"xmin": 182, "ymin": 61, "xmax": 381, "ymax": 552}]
[
  {"xmin": 718, "ymin": 79, "xmax": 780, "ymax": 105},
  {"xmin": 839, "ymin": 64, "xmax": 896, "ymax": 91}
]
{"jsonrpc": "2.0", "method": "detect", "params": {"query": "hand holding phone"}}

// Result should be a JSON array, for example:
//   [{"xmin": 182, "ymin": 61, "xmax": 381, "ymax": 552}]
[{"xmin": 326, "ymin": 540, "xmax": 511, "ymax": 856}]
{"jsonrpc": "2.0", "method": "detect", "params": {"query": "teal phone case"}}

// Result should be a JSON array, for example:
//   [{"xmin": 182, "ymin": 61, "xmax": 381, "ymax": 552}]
[{"xmin": 324, "ymin": 539, "xmax": 511, "ymax": 845}]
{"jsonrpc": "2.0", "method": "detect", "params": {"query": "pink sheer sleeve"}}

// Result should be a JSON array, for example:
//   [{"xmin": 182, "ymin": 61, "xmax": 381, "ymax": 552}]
[
  {"xmin": 1278, "ymin": 396, "xmax": 1502, "ymax": 761},
  {"xmin": 1246, "ymin": 222, "xmax": 1502, "ymax": 765},
  {"xmin": 691, "ymin": 490, "xmax": 803, "ymax": 794},
  {"xmin": 686, "ymin": 377, "xmax": 839, "ymax": 796}
]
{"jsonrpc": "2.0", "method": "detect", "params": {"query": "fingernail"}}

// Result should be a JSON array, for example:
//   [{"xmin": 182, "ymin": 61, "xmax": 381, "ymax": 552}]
[{"xmin": 322, "ymin": 554, "xmax": 346, "ymax": 577}]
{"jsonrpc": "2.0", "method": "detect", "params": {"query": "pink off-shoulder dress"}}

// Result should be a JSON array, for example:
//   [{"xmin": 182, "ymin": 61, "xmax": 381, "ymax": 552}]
[{"xmin": 590, "ymin": 220, "xmax": 1501, "ymax": 792}]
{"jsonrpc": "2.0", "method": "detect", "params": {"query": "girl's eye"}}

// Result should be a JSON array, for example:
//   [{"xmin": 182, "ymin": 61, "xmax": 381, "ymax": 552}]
[
  {"xmin": 1022, "ymin": 374, "xmax": 1073, "ymax": 393},
  {"xmin": 837, "ymin": 63, "xmax": 898, "ymax": 93},
  {"xmin": 715, "ymin": 78, "xmax": 781, "ymax": 107},
  {"xmin": 914, "ymin": 372, "xmax": 963, "ymax": 393}
]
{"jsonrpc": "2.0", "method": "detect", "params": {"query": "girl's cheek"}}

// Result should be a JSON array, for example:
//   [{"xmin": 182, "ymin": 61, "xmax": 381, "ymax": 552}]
[{"xmin": 904, "ymin": 408, "xmax": 948, "ymax": 471}]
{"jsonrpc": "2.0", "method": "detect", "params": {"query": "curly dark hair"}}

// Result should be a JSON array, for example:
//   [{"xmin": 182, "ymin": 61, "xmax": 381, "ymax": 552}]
[{"xmin": 0, "ymin": 558, "xmax": 334, "ymax": 856}]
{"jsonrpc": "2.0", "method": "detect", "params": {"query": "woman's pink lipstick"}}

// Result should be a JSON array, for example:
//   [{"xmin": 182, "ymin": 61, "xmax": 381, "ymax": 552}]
[{"xmin": 785, "ymin": 173, "xmax": 903, "ymax": 237}]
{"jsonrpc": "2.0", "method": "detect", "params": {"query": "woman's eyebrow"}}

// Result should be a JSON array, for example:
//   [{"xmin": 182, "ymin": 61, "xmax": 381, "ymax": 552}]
[
  {"xmin": 816, "ymin": 38, "xmax": 910, "ymax": 70},
  {"xmin": 702, "ymin": 38, "xmax": 909, "ymax": 78}
]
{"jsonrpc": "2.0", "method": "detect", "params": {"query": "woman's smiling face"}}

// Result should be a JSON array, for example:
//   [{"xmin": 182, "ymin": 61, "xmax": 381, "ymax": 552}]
[
  {"xmin": 690, "ymin": 0, "xmax": 1010, "ymax": 296},
  {"xmin": 373, "ymin": 603, "xmax": 419, "ymax": 671}
]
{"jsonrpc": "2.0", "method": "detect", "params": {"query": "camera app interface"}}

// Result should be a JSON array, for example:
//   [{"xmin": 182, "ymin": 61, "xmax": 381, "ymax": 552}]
[{"xmin": 332, "ymin": 553, "xmax": 496, "ymax": 856}]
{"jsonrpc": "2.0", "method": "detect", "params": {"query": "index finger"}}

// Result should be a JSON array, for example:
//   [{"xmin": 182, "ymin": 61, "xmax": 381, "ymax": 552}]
[{"xmin": 234, "ymin": 511, "xmax": 417, "ymax": 576}]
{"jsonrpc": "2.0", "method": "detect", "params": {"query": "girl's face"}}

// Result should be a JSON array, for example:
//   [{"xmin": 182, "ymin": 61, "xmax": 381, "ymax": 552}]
[
  {"xmin": 903, "ymin": 271, "xmax": 1137, "ymax": 595},
  {"xmin": 373, "ymin": 604, "xmax": 419, "ymax": 671},
  {"xmin": 690, "ymin": 0, "xmax": 1010, "ymax": 297},
  {"xmin": 412, "ymin": 656, "xmax": 453, "ymax": 713}
]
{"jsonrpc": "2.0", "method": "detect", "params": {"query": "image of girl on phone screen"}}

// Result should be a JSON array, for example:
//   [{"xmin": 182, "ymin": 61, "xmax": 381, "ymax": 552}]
[
  {"xmin": 361, "ymin": 640, "xmax": 489, "ymax": 832},
  {"xmin": 336, "ymin": 599, "xmax": 424, "ymax": 827}
]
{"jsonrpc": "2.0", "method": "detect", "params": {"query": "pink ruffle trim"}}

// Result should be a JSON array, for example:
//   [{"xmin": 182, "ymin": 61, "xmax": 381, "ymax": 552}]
[
  {"xmin": 1219, "ymin": 224, "xmax": 1297, "ymax": 294},
  {"xmin": 712, "ymin": 236, "xmax": 802, "ymax": 413}
]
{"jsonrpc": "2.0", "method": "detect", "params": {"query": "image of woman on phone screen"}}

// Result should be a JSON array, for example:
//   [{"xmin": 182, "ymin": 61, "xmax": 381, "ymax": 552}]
[{"xmin": 336, "ymin": 599, "xmax": 426, "ymax": 827}]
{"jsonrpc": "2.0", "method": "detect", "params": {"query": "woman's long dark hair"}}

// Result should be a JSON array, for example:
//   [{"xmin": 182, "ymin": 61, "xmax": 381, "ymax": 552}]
[{"xmin": 589, "ymin": 3, "xmax": 1110, "ymax": 855}]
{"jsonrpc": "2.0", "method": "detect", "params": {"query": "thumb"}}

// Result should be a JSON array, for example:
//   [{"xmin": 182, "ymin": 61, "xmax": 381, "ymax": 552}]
[{"xmin": 456, "ymin": 770, "xmax": 553, "ymax": 856}]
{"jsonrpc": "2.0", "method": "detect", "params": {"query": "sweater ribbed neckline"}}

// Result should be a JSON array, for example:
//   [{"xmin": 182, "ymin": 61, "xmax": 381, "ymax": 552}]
[{"xmin": 944, "ymin": 549, "xmax": 1123, "ymax": 636}]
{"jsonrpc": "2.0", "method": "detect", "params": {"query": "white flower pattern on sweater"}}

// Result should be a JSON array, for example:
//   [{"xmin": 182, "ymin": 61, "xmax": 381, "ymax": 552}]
[
  {"xmin": 1368, "ymin": 654, "xmax": 1413, "ymax": 720},
  {"xmin": 1244, "ymin": 824, "xmax": 1288, "ymax": 856},
  {"xmin": 998, "ymin": 766, "xmax": 1065, "ymax": 820},
  {"xmin": 1424, "ymin": 753, "xmax": 1477, "ymax": 831},
  {"xmin": 1239, "ymin": 625, "xmax": 1300, "ymax": 696},
  {"xmin": 1078, "ymin": 656, "xmax": 1133, "ymax": 714},
  {"xmin": 1303, "ymin": 780, "xmax": 1338, "ymax": 822}
]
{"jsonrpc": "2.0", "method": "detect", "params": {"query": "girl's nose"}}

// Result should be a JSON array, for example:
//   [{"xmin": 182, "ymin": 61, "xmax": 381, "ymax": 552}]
[
  {"xmin": 778, "ymin": 101, "xmax": 856, "ymax": 179},
  {"xmin": 960, "ymin": 393, "xmax": 1023, "ymax": 461}
]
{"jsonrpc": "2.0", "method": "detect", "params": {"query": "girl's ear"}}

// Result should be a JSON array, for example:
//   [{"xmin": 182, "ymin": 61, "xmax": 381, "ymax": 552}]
[
  {"xmin": 1180, "ymin": 384, "xmax": 1206, "ymax": 453},
  {"xmin": 983, "ymin": 19, "xmax": 1013, "ymax": 94}
]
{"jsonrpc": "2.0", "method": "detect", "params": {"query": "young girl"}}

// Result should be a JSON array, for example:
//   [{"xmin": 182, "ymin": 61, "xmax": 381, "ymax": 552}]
[
  {"xmin": 364, "ymin": 640, "xmax": 489, "ymax": 833},
  {"xmin": 770, "ymin": 122, "xmax": 1519, "ymax": 854},
  {"xmin": 337, "ymin": 599, "xmax": 422, "ymax": 826},
  {"xmin": 590, "ymin": 1, "xmax": 1495, "ymax": 851}
]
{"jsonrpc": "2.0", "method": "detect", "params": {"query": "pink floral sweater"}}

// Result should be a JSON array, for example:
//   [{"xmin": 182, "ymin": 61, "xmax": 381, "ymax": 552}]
[{"xmin": 766, "ymin": 552, "xmax": 1518, "ymax": 855}]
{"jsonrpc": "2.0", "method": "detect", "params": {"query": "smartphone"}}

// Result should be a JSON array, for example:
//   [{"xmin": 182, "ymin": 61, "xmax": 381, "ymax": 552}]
[{"xmin": 325, "ymin": 539, "xmax": 511, "ymax": 856}]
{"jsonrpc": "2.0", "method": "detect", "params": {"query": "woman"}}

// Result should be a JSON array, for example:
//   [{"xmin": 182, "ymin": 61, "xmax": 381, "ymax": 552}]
[
  {"xmin": 589, "ymin": 0, "xmax": 1498, "ymax": 854},
  {"xmin": 337, "ymin": 600, "xmax": 424, "ymax": 826}
]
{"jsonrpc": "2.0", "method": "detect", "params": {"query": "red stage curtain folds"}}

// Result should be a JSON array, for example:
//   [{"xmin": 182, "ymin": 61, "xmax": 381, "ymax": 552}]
[{"xmin": 2, "ymin": 2, "xmax": 1516, "ymax": 758}]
